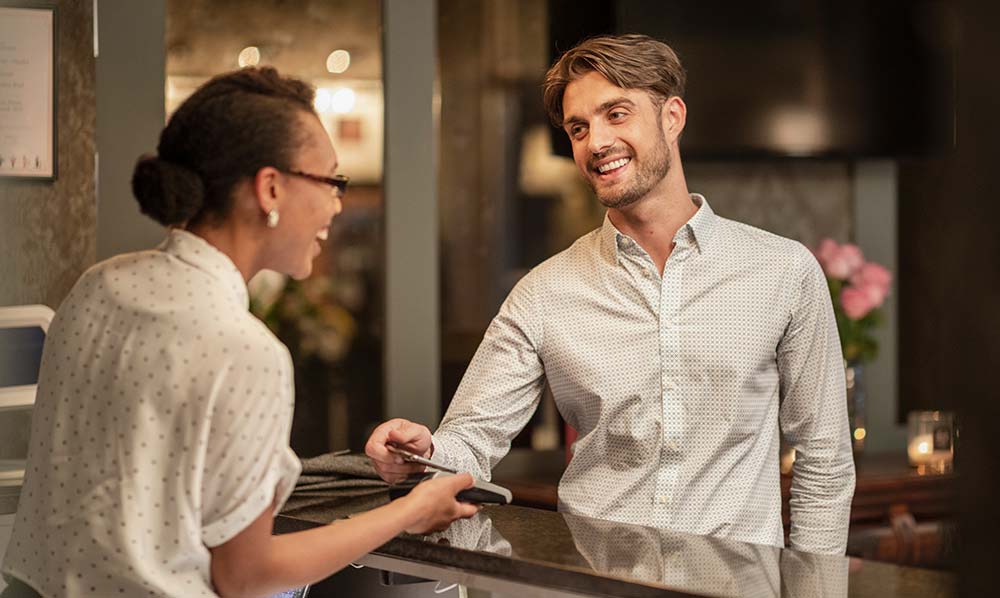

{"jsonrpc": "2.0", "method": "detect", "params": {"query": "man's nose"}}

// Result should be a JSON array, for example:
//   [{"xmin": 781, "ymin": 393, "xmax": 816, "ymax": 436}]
[{"xmin": 587, "ymin": 121, "xmax": 615, "ymax": 155}]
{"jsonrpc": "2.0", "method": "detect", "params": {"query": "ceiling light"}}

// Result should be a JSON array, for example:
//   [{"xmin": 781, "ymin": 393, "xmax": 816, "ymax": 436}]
[
  {"xmin": 238, "ymin": 46, "xmax": 261, "ymax": 68},
  {"xmin": 330, "ymin": 88, "xmax": 356, "ymax": 113},
  {"xmin": 326, "ymin": 49, "xmax": 351, "ymax": 74},
  {"xmin": 314, "ymin": 88, "xmax": 333, "ymax": 113}
]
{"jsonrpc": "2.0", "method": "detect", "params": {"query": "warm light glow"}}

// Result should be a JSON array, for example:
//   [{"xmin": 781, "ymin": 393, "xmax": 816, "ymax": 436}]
[
  {"xmin": 330, "ymin": 88, "xmax": 356, "ymax": 113},
  {"xmin": 314, "ymin": 88, "xmax": 332, "ymax": 113},
  {"xmin": 767, "ymin": 106, "xmax": 829, "ymax": 156},
  {"xmin": 853, "ymin": 428, "xmax": 866, "ymax": 441},
  {"xmin": 238, "ymin": 46, "xmax": 261, "ymax": 68},
  {"xmin": 326, "ymin": 49, "xmax": 351, "ymax": 74},
  {"xmin": 907, "ymin": 433, "xmax": 936, "ymax": 466}
]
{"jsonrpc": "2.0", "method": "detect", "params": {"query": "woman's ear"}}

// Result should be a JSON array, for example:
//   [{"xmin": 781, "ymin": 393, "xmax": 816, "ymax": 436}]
[{"xmin": 252, "ymin": 166, "xmax": 282, "ymax": 214}]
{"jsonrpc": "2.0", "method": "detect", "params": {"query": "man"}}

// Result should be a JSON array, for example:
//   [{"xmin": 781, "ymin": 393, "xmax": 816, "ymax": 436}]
[{"xmin": 367, "ymin": 34, "xmax": 855, "ymax": 554}]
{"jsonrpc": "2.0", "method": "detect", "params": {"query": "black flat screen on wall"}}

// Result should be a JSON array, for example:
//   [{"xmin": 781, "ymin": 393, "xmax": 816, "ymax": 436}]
[{"xmin": 548, "ymin": 0, "xmax": 955, "ymax": 160}]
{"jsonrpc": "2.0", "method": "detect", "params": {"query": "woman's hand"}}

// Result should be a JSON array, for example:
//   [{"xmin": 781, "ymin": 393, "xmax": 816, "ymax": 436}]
[{"xmin": 400, "ymin": 472, "xmax": 481, "ymax": 534}]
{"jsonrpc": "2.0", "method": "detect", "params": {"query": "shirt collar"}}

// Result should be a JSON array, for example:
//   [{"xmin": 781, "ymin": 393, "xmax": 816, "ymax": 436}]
[
  {"xmin": 683, "ymin": 193, "xmax": 717, "ymax": 252},
  {"xmin": 599, "ymin": 193, "xmax": 718, "ymax": 263},
  {"xmin": 159, "ymin": 229, "xmax": 249, "ymax": 308}
]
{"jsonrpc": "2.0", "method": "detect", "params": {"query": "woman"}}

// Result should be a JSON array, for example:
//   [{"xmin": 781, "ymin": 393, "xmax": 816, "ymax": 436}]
[{"xmin": 1, "ymin": 67, "xmax": 478, "ymax": 597}]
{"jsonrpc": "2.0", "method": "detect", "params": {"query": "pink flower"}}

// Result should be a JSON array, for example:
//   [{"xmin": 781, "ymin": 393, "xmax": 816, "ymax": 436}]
[
  {"xmin": 814, "ymin": 239, "xmax": 840, "ymax": 272},
  {"xmin": 851, "ymin": 262, "xmax": 892, "ymax": 291},
  {"xmin": 825, "ymin": 244, "xmax": 865, "ymax": 280},
  {"xmin": 850, "ymin": 263, "xmax": 892, "ymax": 307},
  {"xmin": 841, "ymin": 285, "xmax": 874, "ymax": 320}
]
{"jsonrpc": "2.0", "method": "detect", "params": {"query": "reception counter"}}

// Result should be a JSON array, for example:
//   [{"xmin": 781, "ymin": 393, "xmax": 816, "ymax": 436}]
[{"xmin": 276, "ymin": 489, "xmax": 955, "ymax": 598}]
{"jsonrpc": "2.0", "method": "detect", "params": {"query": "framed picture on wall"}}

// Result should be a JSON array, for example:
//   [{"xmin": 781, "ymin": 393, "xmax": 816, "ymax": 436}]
[{"xmin": 0, "ymin": 4, "xmax": 57, "ymax": 180}]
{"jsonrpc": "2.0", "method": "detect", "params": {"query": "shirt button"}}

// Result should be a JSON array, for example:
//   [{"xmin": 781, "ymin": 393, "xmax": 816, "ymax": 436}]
[{"xmin": 654, "ymin": 495, "xmax": 670, "ymax": 506}]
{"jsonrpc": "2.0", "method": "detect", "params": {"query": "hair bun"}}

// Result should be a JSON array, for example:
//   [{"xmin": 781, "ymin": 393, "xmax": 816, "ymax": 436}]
[{"xmin": 131, "ymin": 155, "xmax": 205, "ymax": 226}]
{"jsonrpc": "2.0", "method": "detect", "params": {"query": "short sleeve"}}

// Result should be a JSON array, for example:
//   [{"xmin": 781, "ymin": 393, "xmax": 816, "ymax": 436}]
[{"xmin": 199, "ymin": 339, "xmax": 302, "ymax": 547}]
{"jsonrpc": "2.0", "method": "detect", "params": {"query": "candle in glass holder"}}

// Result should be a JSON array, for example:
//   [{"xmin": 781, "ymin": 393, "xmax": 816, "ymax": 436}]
[
  {"xmin": 907, "ymin": 434, "xmax": 934, "ymax": 465},
  {"xmin": 906, "ymin": 411, "xmax": 954, "ymax": 474}
]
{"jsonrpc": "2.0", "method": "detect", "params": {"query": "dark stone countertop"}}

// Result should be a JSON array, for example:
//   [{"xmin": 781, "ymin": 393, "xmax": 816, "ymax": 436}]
[{"xmin": 276, "ymin": 489, "xmax": 956, "ymax": 598}]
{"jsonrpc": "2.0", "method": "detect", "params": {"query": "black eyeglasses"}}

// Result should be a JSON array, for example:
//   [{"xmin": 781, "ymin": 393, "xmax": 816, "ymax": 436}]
[{"xmin": 285, "ymin": 170, "xmax": 350, "ymax": 197}]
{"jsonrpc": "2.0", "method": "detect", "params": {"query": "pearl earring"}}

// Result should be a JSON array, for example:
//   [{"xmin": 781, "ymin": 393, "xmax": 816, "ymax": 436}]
[{"xmin": 266, "ymin": 209, "xmax": 280, "ymax": 228}]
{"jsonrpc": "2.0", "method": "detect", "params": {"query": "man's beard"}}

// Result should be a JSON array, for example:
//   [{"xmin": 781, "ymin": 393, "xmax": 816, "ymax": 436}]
[{"xmin": 589, "ymin": 125, "xmax": 671, "ymax": 210}]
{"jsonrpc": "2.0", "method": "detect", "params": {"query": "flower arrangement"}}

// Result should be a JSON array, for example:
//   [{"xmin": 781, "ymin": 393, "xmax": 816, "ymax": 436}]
[
  {"xmin": 813, "ymin": 239, "xmax": 893, "ymax": 363},
  {"xmin": 248, "ymin": 270, "xmax": 358, "ymax": 365}
]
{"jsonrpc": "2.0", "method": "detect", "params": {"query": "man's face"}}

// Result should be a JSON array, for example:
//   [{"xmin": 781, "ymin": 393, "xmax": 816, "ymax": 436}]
[{"xmin": 561, "ymin": 71, "xmax": 673, "ymax": 210}]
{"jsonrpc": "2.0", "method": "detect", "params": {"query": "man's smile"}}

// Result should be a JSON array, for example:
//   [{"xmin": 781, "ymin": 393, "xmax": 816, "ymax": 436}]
[{"xmin": 592, "ymin": 156, "xmax": 632, "ymax": 181}]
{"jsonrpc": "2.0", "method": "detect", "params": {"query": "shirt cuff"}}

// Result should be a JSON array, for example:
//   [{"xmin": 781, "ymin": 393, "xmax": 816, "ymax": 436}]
[
  {"xmin": 201, "ymin": 448, "xmax": 302, "ymax": 547},
  {"xmin": 429, "ymin": 434, "xmax": 448, "ymax": 466}
]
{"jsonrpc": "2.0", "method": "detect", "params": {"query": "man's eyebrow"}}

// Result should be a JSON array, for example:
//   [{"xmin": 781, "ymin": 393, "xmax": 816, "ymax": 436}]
[
  {"xmin": 598, "ymin": 97, "xmax": 636, "ymax": 113},
  {"xmin": 562, "ymin": 97, "xmax": 637, "ymax": 128}
]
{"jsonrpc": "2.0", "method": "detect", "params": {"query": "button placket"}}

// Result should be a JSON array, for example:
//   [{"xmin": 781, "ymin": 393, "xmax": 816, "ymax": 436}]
[{"xmin": 656, "ymin": 254, "xmax": 684, "ymax": 522}]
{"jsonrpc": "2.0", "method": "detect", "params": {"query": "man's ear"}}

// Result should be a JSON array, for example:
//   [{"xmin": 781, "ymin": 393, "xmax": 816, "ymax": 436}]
[
  {"xmin": 252, "ymin": 166, "xmax": 282, "ymax": 214},
  {"xmin": 661, "ymin": 96, "xmax": 687, "ymax": 143}
]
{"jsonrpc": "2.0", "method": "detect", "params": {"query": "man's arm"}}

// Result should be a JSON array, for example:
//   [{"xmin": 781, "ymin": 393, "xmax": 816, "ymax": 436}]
[
  {"xmin": 367, "ymin": 273, "xmax": 546, "ymax": 483},
  {"xmin": 777, "ymin": 247, "xmax": 856, "ymax": 555},
  {"xmin": 432, "ymin": 273, "xmax": 548, "ymax": 480}
]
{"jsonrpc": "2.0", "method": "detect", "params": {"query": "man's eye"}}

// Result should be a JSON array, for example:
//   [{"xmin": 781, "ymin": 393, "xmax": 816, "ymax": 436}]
[
  {"xmin": 609, "ymin": 111, "xmax": 627, "ymax": 121},
  {"xmin": 570, "ymin": 125, "xmax": 586, "ymax": 138}
]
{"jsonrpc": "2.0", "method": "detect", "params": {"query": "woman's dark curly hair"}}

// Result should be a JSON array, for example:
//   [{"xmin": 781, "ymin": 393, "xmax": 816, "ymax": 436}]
[{"xmin": 132, "ymin": 67, "xmax": 316, "ymax": 227}]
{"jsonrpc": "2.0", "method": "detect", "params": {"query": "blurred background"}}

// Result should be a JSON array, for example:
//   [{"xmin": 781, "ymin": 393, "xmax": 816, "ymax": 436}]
[{"xmin": 2, "ymin": 0, "xmax": 998, "ymax": 593}]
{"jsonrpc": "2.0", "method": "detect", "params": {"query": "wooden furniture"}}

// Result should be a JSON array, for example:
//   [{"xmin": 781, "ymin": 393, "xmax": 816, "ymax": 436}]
[{"xmin": 836, "ymin": 452, "xmax": 956, "ymax": 569}]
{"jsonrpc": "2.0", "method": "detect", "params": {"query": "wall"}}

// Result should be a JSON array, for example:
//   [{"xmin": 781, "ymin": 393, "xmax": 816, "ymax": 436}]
[
  {"xmin": 853, "ymin": 161, "xmax": 903, "ymax": 452},
  {"xmin": 384, "ymin": 0, "xmax": 440, "ymax": 425},
  {"xmin": 685, "ymin": 161, "xmax": 852, "ymax": 248},
  {"xmin": 96, "ymin": 0, "xmax": 166, "ymax": 260},
  {"xmin": 0, "ymin": 0, "xmax": 97, "ymax": 310}
]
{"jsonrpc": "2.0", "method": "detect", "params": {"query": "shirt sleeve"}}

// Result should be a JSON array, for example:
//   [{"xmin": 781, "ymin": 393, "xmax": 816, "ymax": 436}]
[
  {"xmin": 777, "ymin": 247, "xmax": 856, "ymax": 555},
  {"xmin": 432, "ymin": 273, "xmax": 547, "ymax": 480},
  {"xmin": 199, "ymin": 340, "xmax": 302, "ymax": 547}
]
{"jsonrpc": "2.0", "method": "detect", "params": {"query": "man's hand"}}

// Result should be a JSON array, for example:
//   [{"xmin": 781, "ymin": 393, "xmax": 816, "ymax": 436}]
[{"xmin": 365, "ymin": 418, "xmax": 434, "ymax": 483}]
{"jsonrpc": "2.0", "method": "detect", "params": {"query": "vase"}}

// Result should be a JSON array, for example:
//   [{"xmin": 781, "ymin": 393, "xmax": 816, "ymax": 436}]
[{"xmin": 845, "ymin": 361, "xmax": 866, "ymax": 453}]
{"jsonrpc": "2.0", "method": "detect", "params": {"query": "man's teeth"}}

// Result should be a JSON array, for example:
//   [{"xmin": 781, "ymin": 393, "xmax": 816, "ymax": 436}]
[
  {"xmin": 317, "ymin": 229, "xmax": 329, "ymax": 241},
  {"xmin": 598, "ymin": 158, "xmax": 630, "ymax": 173}
]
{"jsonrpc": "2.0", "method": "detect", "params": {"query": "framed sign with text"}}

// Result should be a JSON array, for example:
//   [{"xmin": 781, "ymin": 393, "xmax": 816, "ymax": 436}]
[{"xmin": 0, "ymin": 4, "xmax": 57, "ymax": 180}]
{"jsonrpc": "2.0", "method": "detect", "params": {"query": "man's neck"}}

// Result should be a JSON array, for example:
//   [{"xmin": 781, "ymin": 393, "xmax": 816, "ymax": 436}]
[{"xmin": 607, "ymin": 168, "xmax": 697, "ymax": 275}]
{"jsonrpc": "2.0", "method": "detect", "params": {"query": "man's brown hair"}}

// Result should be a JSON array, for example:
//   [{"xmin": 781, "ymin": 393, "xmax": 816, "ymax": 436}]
[{"xmin": 542, "ymin": 34, "xmax": 687, "ymax": 128}]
